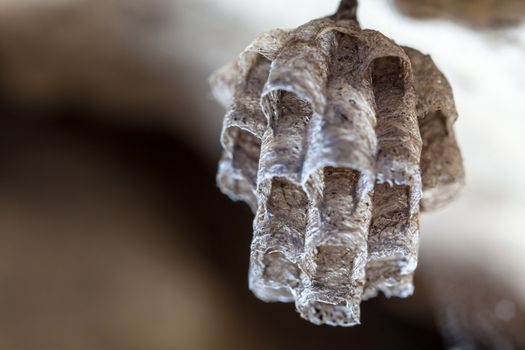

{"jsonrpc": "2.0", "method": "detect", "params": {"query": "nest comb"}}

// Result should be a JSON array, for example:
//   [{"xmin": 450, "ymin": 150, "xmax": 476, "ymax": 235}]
[{"xmin": 210, "ymin": 0, "xmax": 464, "ymax": 326}]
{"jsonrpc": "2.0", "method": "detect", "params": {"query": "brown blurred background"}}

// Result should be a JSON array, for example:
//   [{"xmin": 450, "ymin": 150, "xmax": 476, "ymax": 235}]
[{"xmin": 0, "ymin": 1, "xmax": 524, "ymax": 349}]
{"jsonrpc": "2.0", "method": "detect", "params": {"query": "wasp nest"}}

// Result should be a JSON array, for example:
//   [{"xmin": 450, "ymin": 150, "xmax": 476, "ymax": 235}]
[{"xmin": 210, "ymin": 0, "xmax": 464, "ymax": 326}]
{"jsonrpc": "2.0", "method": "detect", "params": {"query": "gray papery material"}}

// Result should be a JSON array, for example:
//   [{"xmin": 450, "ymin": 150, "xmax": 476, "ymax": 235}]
[{"xmin": 210, "ymin": 6, "xmax": 464, "ymax": 327}]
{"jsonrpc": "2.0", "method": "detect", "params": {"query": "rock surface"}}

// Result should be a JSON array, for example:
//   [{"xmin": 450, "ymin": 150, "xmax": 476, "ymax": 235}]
[{"xmin": 395, "ymin": 0, "xmax": 525, "ymax": 27}]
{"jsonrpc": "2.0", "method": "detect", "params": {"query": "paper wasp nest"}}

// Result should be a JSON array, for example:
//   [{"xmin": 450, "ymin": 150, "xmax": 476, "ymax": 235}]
[{"xmin": 210, "ymin": 0, "xmax": 464, "ymax": 326}]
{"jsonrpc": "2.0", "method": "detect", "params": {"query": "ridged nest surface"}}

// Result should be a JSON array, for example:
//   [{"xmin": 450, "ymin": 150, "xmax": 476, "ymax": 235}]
[{"xmin": 210, "ymin": 6, "xmax": 464, "ymax": 326}]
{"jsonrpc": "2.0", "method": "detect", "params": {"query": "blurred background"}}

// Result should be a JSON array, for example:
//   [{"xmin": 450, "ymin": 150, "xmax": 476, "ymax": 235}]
[{"xmin": 0, "ymin": 0, "xmax": 524, "ymax": 349}]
